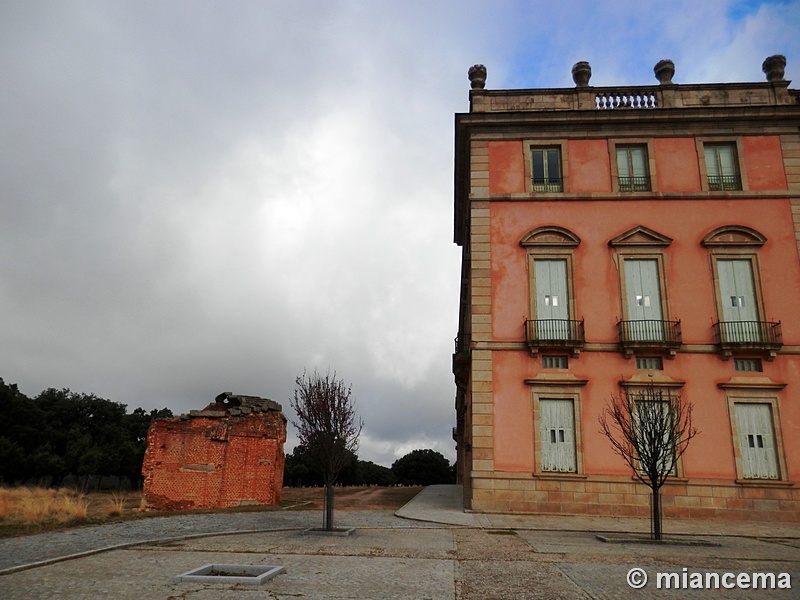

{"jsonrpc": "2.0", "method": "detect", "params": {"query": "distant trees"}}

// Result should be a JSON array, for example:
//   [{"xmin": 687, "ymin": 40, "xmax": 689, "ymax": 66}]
[
  {"xmin": 391, "ymin": 449, "xmax": 455, "ymax": 486},
  {"xmin": 290, "ymin": 370, "xmax": 363, "ymax": 531},
  {"xmin": 0, "ymin": 377, "xmax": 172, "ymax": 487},
  {"xmin": 599, "ymin": 384, "xmax": 698, "ymax": 540},
  {"xmin": 284, "ymin": 446, "xmax": 455, "ymax": 488},
  {"xmin": 357, "ymin": 460, "xmax": 397, "ymax": 486},
  {"xmin": 284, "ymin": 446, "xmax": 397, "ymax": 487}
]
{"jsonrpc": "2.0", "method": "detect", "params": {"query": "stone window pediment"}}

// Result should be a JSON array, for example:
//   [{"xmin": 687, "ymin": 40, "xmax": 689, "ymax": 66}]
[
  {"xmin": 702, "ymin": 225, "xmax": 767, "ymax": 248},
  {"xmin": 520, "ymin": 226, "xmax": 581, "ymax": 248},
  {"xmin": 608, "ymin": 226, "xmax": 672, "ymax": 248}
]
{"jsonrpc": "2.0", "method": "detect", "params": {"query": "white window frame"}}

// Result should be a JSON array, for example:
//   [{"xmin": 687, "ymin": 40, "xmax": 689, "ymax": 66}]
[
  {"xmin": 532, "ymin": 391, "xmax": 584, "ymax": 476},
  {"xmin": 727, "ymin": 397, "xmax": 786, "ymax": 481}
]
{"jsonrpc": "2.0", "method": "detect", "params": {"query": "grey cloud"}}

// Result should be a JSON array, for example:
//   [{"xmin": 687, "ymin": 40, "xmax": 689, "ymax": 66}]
[{"xmin": 1, "ymin": 1, "xmax": 796, "ymax": 465}]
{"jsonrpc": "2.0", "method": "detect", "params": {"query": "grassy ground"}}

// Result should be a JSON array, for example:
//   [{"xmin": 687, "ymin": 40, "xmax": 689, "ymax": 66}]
[{"xmin": 0, "ymin": 486, "xmax": 423, "ymax": 538}]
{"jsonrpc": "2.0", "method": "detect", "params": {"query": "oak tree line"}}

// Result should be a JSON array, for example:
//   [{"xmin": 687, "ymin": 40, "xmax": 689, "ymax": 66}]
[
  {"xmin": 1, "ymin": 376, "xmax": 456, "ymax": 490},
  {"xmin": 284, "ymin": 446, "xmax": 455, "ymax": 487},
  {"xmin": 0, "ymin": 377, "xmax": 172, "ymax": 487}
]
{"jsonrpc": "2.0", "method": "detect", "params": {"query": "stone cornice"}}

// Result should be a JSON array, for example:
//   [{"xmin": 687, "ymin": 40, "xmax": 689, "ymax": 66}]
[
  {"xmin": 718, "ymin": 377, "xmax": 787, "ymax": 390},
  {"xmin": 524, "ymin": 374, "xmax": 589, "ymax": 387},
  {"xmin": 468, "ymin": 191, "xmax": 800, "ymax": 203},
  {"xmin": 619, "ymin": 373, "xmax": 686, "ymax": 388}
]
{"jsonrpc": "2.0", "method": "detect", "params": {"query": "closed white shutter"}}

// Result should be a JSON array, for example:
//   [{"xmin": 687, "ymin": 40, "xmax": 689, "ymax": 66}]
[
  {"xmin": 634, "ymin": 399, "xmax": 677, "ymax": 476},
  {"xmin": 624, "ymin": 259, "xmax": 664, "ymax": 341},
  {"xmin": 718, "ymin": 260, "xmax": 759, "ymax": 342},
  {"xmin": 735, "ymin": 403, "xmax": 779, "ymax": 479},
  {"xmin": 540, "ymin": 399, "xmax": 576, "ymax": 473},
  {"xmin": 535, "ymin": 260, "xmax": 569, "ymax": 339}
]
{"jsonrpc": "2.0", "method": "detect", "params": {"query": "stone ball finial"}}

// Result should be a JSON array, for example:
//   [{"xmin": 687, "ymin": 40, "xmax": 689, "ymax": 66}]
[
  {"xmin": 571, "ymin": 61, "xmax": 591, "ymax": 87},
  {"xmin": 654, "ymin": 59, "xmax": 675, "ymax": 85},
  {"xmin": 468, "ymin": 64, "xmax": 487, "ymax": 90},
  {"xmin": 762, "ymin": 55, "xmax": 786, "ymax": 82}
]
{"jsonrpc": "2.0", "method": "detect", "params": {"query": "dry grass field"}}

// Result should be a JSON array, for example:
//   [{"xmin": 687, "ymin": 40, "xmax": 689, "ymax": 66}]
[{"xmin": 0, "ymin": 486, "xmax": 422, "ymax": 538}]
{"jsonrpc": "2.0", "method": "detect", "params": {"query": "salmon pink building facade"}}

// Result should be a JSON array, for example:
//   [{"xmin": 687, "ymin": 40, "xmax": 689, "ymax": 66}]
[{"xmin": 453, "ymin": 57, "xmax": 800, "ymax": 521}]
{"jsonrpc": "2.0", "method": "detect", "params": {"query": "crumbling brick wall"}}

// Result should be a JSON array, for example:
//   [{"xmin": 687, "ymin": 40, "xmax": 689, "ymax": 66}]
[{"xmin": 142, "ymin": 392, "xmax": 286, "ymax": 510}]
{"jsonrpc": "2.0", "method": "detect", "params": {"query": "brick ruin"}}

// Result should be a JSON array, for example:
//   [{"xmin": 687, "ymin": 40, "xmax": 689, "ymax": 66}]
[{"xmin": 141, "ymin": 392, "xmax": 286, "ymax": 510}]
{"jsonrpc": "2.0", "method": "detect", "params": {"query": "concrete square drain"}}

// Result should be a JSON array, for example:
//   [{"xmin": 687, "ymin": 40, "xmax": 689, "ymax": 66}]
[{"xmin": 175, "ymin": 564, "xmax": 285, "ymax": 585}]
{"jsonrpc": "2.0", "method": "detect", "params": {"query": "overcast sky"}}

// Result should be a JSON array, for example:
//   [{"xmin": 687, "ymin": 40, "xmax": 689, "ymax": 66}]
[{"xmin": 2, "ymin": 1, "xmax": 799, "ymax": 467}]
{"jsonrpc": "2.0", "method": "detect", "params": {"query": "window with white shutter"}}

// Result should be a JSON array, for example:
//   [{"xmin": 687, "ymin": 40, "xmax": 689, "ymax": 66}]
[
  {"xmin": 624, "ymin": 258, "xmax": 665, "ymax": 341},
  {"xmin": 540, "ymin": 398, "xmax": 577, "ymax": 473},
  {"xmin": 734, "ymin": 403, "xmax": 780, "ymax": 479},
  {"xmin": 634, "ymin": 399, "xmax": 677, "ymax": 476},
  {"xmin": 717, "ymin": 259, "xmax": 760, "ymax": 343}
]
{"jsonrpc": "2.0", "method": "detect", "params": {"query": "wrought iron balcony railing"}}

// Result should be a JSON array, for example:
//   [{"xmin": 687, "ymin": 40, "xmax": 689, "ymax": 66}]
[
  {"xmin": 707, "ymin": 174, "xmax": 741, "ymax": 191},
  {"xmin": 524, "ymin": 319, "xmax": 585, "ymax": 355},
  {"xmin": 617, "ymin": 320, "xmax": 682, "ymax": 356},
  {"xmin": 713, "ymin": 321, "xmax": 782, "ymax": 351},
  {"xmin": 618, "ymin": 176, "xmax": 651, "ymax": 192},
  {"xmin": 532, "ymin": 178, "xmax": 563, "ymax": 192}
]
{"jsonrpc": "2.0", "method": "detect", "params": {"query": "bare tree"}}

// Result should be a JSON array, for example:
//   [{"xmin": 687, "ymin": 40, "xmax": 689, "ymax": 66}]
[
  {"xmin": 599, "ymin": 384, "xmax": 698, "ymax": 540},
  {"xmin": 290, "ymin": 370, "xmax": 363, "ymax": 531}
]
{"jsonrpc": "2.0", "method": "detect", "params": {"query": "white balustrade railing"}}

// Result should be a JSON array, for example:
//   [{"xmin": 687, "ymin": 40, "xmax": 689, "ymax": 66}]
[{"xmin": 595, "ymin": 92, "xmax": 658, "ymax": 109}]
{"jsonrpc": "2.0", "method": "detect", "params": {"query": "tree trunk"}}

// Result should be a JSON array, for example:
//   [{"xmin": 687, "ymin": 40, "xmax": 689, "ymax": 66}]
[
  {"xmin": 324, "ymin": 480, "xmax": 334, "ymax": 531},
  {"xmin": 652, "ymin": 486, "xmax": 662, "ymax": 541}
]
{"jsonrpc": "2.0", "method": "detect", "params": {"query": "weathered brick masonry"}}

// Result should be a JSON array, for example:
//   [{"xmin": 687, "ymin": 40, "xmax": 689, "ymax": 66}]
[{"xmin": 142, "ymin": 392, "xmax": 286, "ymax": 510}]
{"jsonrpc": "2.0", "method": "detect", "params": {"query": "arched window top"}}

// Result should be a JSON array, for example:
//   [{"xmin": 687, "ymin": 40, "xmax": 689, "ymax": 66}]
[
  {"xmin": 520, "ymin": 226, "xmax": 580, "ymax": 248},
  {"xmin": 702, "ymin": 225, "xmax": 767, "ymax": 248},
  {"xmin": 608, "ymin": 225, "xmax": 672, "ymax": 248}
]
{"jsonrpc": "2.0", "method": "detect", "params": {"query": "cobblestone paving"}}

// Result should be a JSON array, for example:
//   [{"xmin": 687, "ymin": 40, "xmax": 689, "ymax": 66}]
[
  {"xmin": 1, "ymin": 504, "xmax": 799, "ymax": 598},
  {"xmin": 0, "ymin": 510, "xmax": 437, "ymax": 573}
]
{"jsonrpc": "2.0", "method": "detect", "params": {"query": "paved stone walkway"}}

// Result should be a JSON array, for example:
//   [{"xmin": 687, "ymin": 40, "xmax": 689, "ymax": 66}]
[
  {"xmin": 0, "ymin": 486, "xmax": 798, "ymax": 599},
  {"xmin": 0, "ymin": 509, "xmax": 435, "ymax": 574}
]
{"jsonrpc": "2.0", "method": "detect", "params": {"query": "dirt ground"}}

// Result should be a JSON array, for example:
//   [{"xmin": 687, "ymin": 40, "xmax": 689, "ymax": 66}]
[
  {"xmin": 88, "ymin": 486, "xmax": 422, "ymax": 517},
  {"xmin": 89, "ymin": 486, "xmax": 423, "ymax": 518},
  {"xmin": 280, "ymin": 486, "xmax": 423, "ymax": 511},
  {"xmin": 0, "ymin": 486, "xmax": 424, "ymax": 538}
]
